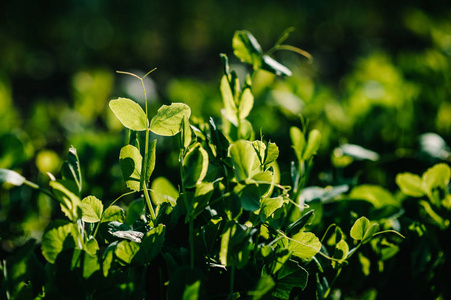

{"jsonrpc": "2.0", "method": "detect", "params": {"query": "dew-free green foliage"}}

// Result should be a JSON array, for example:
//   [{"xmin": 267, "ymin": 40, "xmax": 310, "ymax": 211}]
[{"xmin": 0, "ymin": 29, "xmax": 416, "ymax": 299}]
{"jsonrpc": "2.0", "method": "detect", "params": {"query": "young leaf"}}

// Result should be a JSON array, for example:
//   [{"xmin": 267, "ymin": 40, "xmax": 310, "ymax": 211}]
[
  {"xmin": 288, "ymin": 231, "xmax": 321, "ymax": 260},
  {"xmin": 49, "ymin": 180, "xmax": 83, "ymax": 221},
  {"xmin": 349, "ymin": 185, "xmax": 398, "ymax": 208},
  {"xmin": 101, "ymin": 205, "xmax": 125, "ymax": 223},
  {"xmin": 61, "ymin": 147, "xmax": 82, "ymax": 193},
  {"xmin": 422, "ymin": 163, "xmax": 451, "ymax": 194},
  {"xmin": 183, "ymin": 144, "xmax": 209, "ymax": 188},
  {"xmin": 261, "ymin": 55, "xmax": 292, "ymax": 77},
  {"xmin": 238, "ymin": 87, "xmax": 254, "ymax": 120},
  {"xmin": 220, "ymin": 75, "xmax": 238, "ymax": 125},
  {"xmin": 229, "ymin": 140, "xmax": 259, "ymax": 182},
  {"xmin": 290, "ymin": 127, "xmax": 305, "ymax": 162},
  {"xmin": 236, "ymin": 184, "xmax": 261, "ymax": 212},
  {"xmin": 151, "ymin": 177, "xmax": 179, "ymax": 206},
  {"xmin": 150, "ymin": 103, "xmax": 191, "ymax": 136},
  {"xmin": 395, "ymin": 173, "xmax": 424, "ymax": 197},
  {"xmin": 350, "ymin": 217, "xmax": 379, "ymax": 244},
  {"xmin": 302, "ymin": 129, "xmax": 321, "ymax": 160},
  {"xmin": 233, "ymin": 30, "xmax": 263, "ymax": 68},
  {"xmin": 260, "ymin": 196, "xmax": 284, "ymax": 220},
  {"xmin": 109, "ymin": 98, "xmax": 148, "ymax": 131},
  {"xmin": 332, "ymin": 240, "xmax": 349, "ymax": 267},
  {"xmin": 81, "ymin": 196, "xmax": 103, "ymax": 223},
  {"xmin": 145, "ymin": 139, "xmax": 157, "ymax": 184},
  {"xmin": 119, "ymin": 144, "xmax": 143, "ymax": 191},
  {"xmin": 264, "ymin": 142, "xmax": 279, "ymax": 166},
  {"xmin": 0, "ymin": 169, "xmax": 26, "ymax": 186},
  {"xmin": 115, "ymin": 240, "xmax": 140, "ymax": 264}
]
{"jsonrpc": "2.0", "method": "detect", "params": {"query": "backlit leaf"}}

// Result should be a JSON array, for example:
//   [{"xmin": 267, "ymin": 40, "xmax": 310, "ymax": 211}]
[
  {"xmin": 0, "ymin": 168, "xmax": 25, "ymax": 186},
  {"xmin": 396, "ymin": 173, "xmax": 424, "ymax": 197},
  {"xmin": 61, "ymin": 147, "xmax": 82, "ymax": 193},
  {"xmin": 49, "ymin": 180, "xmax": 82, "ymax": 221},
  {"xmin": 302, "ymin": 129, "xmax": 321, "ymax": 160},
  {"xmin": 350, "ymin": 217, "xmax": 379, "ymax": 244},
  {"xmin": 151, "ymin": 177, "xmax": 179, "ymax": 206},
  {"xmin": 239, "ymin": 87, "xmax": 254, "ymax": 120},
  {"xmin": 115, "ymin": 240, "xmax": 140, "ymax": 264},
  {"xmin": 81, "ymin": 196, "xmax": 103, "ymax": 223},
  {"xmin": 183, "ymin": 144, "xmax": 209, "ymax": 188},
  {"xmin": 119, "ymin": 144, "xmax": 142, "ymax": 191},
  {"xmin": 101, "ymin": 205, "xmax": 125, "ymax": 223},
  {"xmin": 261, "ymin": 55, "xmax": 292, "ymax": 77},
  {"xmin": 422, "ymin": 163, "xmax": 451, "ymax": 194},
  {"xmin": 289, "ymin": 231, "xmax": 321, "ymax": 260},
  {"xmin": 150, "ymin": 103, "xmax": 191, "ymax": 136},
  {"xmin": 233, "ymin": 30, "xmax": 262, "ymax": 67},
  {"xmin": 229, "ymin": 140, "xmax": 259, "ymax": 182},
  {"xmin": 41, "ymin": 222, "xmax": 77, "ymax": 264},
  {"xmin": 109, "ymin": 97, "xmax": 148, "ymax": 131}
]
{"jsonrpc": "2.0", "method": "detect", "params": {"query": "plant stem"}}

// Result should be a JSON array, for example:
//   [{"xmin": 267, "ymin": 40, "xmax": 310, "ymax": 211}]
[{"xmin": 229, "ymin": 265, "xmax": 235, "ymax": 299}]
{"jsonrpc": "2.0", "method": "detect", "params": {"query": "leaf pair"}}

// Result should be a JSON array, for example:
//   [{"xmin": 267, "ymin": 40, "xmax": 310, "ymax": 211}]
[{"xmin": 109, "ymin": 98, "xmax": 191, "ymax": 137}]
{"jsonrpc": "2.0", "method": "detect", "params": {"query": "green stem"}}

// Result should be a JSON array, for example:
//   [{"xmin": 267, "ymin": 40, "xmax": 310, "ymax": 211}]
[{"xmin": 229, "ymin": 265, "xmax": 236, "ymax": 299}]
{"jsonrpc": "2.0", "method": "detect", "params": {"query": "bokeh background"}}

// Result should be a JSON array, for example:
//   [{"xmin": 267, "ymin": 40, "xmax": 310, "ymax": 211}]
[{"xmin": 1, "ymin": 0, "xmax": 451, "ymax": 298}]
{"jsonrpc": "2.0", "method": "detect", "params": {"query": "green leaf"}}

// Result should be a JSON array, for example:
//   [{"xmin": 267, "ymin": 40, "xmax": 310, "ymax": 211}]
[
  {"xmin": 350, "ymin": 217, "xmax": 380, "ymax": 244},
  {"xmin": 290, "ymin": 127, "xmax": 305, "ymax": 162},
  {"xmin": 233, "ymin": 30, "xmax": 262, "ymax": 68},
  {"xmin": 229, "ymin": 140, "xmax": 259, "ymax": 182},
  {"xmin": 115, "ymin": 240, "xmax": 140, "ymax": 264},
  {"xmin": 332, "ymin": 240, "xmax": 349, "ymax": 267},
  {"xmin": 125, "ymin": 198, "xmax": 145, "ymax": 226},
  {"xmin": 109, "ymin": 97, "xmax": 148, "ymax": 131},
  {"xmin": 236, "ymin": 184, "xmax": 261, "ymax": 212},
  {"xmin": 61, "ymin": 147, "xmax": 82, "ymax": 193},
  {"xmin": 249, "ymin": 274, "xmax": 275, "ymax": 300},
  {"xmin": 264, "ymin": 142, "xmax": 279, "ymax": 166},
  {"xmin": 349, "ymin": 185, "xmax": 398, "ymax": 208},
  {"xmin": 49, "ymin": 180, "xmax": 82, "ymax": 221},
  {"xmin": 41, "ymin": 222, "xmax": 77, "ymax": 264},
  {"xmin": 220, "ymin": 75, "xmax": 238, "ymax": 125},
  {"xmin": 261, "ymin": 55, "xmax": 292, "ymax": 77},
  {"xmin": 273, "ymin": 260, "xmax": 308, "ymax": 299},
  {"xmin": 119, "ymin": 144, "xmax": 142, "ymax": 191},
  {"xmin": 422, "ymin": 163, "xmax": 451, "ymax": 194},
  {"xmin": 133, "ymin": 224, "xmax": 165, "ymax": 265},
  {"xmin": 101, "ymin": 205, "xmax": 125, "ymax": 223},
  {"xmin": 151, "ymin": 176, "xmax": 179, "ymax": 206},
  {"xmin": 107, "ymin": 221, "xmax": 144, "ymax": 243},
  {"xmin": 302, "ymin": 129, "xmax": 321, "ymax": 160},
  {"xmin": 183, "ymin": 144, "xmax": 209, "ymax": 188},
  {"xmin": 396, "ymin": 173, "xmax": 424, "ymax": 197},
  {"xmin": 238, "ymin": 87, "xmax": 254, "ymax": 120},
  {"xmin": 260, "ymin": 196, "xmax": 284, "ymax": 220},
  {"xmin": 187, "ymin": 182, "xmax": 214, "ymax": 221},
  {"xmin": 81, "ymin": 196, "xmax": 103, "ymax": 223},
  {"xmin": 0, "ymin": 168, "xmax": 25, "ymax": 186},
  {"xmin": 288, "ymin": 232, "xmax": 321, "ymax": 260},
  {"xmin": 150, "ymin": 103, "xmax": 191, "ymax": 136},
  {"xmin": 145, "ymin": 139, "xmax": 157, "ymax": 184}
]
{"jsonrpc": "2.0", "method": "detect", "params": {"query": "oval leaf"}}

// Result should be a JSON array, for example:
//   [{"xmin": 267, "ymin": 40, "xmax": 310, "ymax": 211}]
[
  {"xmin": 289, "ymin": 231, "xmax": 321, "ymax": 260},
  {"xmin": 183, "ymin": 144, "xmax": 209, "ymax": 188},
  {"xmin": 0, "ymin": 169, "xmax": 26, "ymax": 186},
  {"xmin": 302, "ymin": 129, "xmax": 321, "ymax": 160},
  {"xmin": 81, "ymin": 196, "xmax": 104, "ymax": 223},
  {"xmin": 119, "ymin": 144, "xmax": 143, "ymax": 191},
  {"xmin": 396, "ymin": 173, "xmax": 424, "ymax": 197},
  {"xmin": 109, "ymin": 98, "xmax": 148, "ymax": 131},
  {"xmin": 350, "ymin": 217, "xmax": 379, "ymax": 243},
  {"xmin": 150, "ymin": 103, "xmax": 191, "ymax": 136},
  {"xmin": 233, "ymin": 30, "xmax": 262, "ymax": 67}
]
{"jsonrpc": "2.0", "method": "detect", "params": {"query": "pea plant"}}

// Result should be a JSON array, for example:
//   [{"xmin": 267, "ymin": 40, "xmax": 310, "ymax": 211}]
[{"xmin": 0, "ymin": 29, "xmax": 403, "ymax": 299}]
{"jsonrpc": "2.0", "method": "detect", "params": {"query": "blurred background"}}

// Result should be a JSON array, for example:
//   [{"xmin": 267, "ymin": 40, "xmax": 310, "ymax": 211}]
[{"xmin": 1, "ymin": 0, "xmax": 451, "ymax": 297}]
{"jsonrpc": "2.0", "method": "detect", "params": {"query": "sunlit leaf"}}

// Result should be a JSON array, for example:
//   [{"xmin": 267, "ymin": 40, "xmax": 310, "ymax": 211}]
[
  {"xmin": 260, "ymin": 196, "xmax": 284, "ymax": 220},
  {"xmin": 233, "ymin": 30, "xmax": 262, "ymax": 67},
  {"xmin": 289, "ymin": 231, "xmax": 321, "ymax": 260},
  {"xmin": 133, "ymin": 224, "xmax": 165, "ymax": 265},
  {"xmin": 115, "ymin": 240, "xmax": 140, "ymax": 264},
  {"xmin": 229, "ymin": 140, "xmax": 259, "ymax": 182},
  {"xmin": 41, "ymin": 222, "xmax": 77, "ymax": 264},
  {"xmin": 286, "ymin": 210, "xmax": 315, "ymax": 236},
  {"xmin": 220, "ymin": 75, "xmax": 238, "ymax": 125},
  {"xmin": 290, "ymin": 127, "xmax": 305, "ymax": 162},
  {"xmin": 396, "ymin": 173, "xmax": 424, "ymax": 197},
  {"xmin": 261, "ymin": 55, "xmax": 292, "ymax": 77},
  {"xmin": 338, "ymin": 144, "xmax": 379, "ymax": 161},
  {"xmin": 81, "ymin": 195, "xmax": 103, "ymax": 223},
  {"xmin": 61, "ymin": 147, "xmax": 82, "ymax": 193},
  {"xmin": 101, "ymin": 205, "xmax": 125, "ymax": 223},
  {"xmin": 49, "ymin": 180, "xmax": 82, "ymax": 221},
  {"xmin": 119, "ymin": 144, "xmax": 142, "ymax": 191},
  {"xmin": 109, "ymin": 97, "xmax": 148, "ymax": 131},
  {"xmin": 422, "ymin": 163, "xmax": 451, "ymax": 194},
  {"xmin": 350, "ymin": 217, "xmax": 379, "ymax": 244},
  {"xmin": 0, "ymin": 168, "xmax": 25, "ymax": 186},
  {"xmin": 183, "ymin": 143, "xmax": 209, "ymax": 188},
  {"xmin": 238, "ymin": 87, "xmax": 254, "ymax": 120},
  {"xmin": 150, "ymin": 103, "xmax": 191, "ymax": 136},
  {"xmin": 151, "ymin": 176, "xmax": 179, "ymax": 206},
  {"xmin": 349, "ymin": 185, "xmax": 398, "ymax": 208},
  {"xmin": 302, "ymin": 129, "xmax": 321, "ymax": 160}
]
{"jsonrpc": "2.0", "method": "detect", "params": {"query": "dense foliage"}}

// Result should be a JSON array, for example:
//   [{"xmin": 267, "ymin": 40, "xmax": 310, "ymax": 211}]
[{"xmin": 2, "ymin": 29, "xmax": 450, "ymax": 299}]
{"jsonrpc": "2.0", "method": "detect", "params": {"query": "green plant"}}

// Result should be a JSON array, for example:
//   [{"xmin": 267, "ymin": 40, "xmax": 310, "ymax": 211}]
[{"xmin": 0, "ymin": 29, "xmax": 403, "ymax": 299}]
